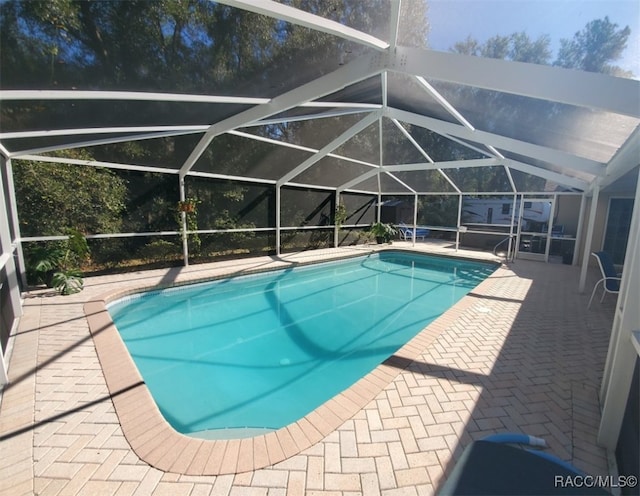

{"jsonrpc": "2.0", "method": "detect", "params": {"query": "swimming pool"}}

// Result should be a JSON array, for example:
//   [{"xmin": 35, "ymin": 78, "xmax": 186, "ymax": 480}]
[{"xmin": 108, "ymin": 251, "xmax": 496, "ymax": 438}]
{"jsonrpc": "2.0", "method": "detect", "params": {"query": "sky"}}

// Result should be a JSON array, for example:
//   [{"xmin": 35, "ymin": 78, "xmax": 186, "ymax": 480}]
[{"xmin": 427, "ymin": 0, "xmax": 640, "ymax": 76}]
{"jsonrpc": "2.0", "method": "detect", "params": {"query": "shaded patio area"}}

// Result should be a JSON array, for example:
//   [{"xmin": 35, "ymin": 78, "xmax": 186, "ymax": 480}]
[{"xmin": 0, "ymin": 244, "xmax": 616, "ymax": 495}]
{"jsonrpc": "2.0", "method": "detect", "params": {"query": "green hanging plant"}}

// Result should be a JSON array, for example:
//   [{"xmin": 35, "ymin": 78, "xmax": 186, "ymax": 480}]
[
  {"xmin": 176, "ymin": 197, "xmax": 201, "ymax": 255},
  {"xmin": 335, "ymin": 203, "xmax": 348, "ymax": 228}
]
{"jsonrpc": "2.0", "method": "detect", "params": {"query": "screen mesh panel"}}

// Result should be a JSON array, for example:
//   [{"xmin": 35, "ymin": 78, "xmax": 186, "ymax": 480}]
[
  {"xmin": 292, "ymin": 156, "xmax": 375, "ymax": 188},
  {"xmin": 392, "ymin": 169, "xmax": 457, "ymax": 193},
  {"xmin": 341, "ymin": 192, "xmax": 376, "ymax": 225},
  {"xmin": 193, "ymin": 133, "xmax": 314, "ymax": 180},
  {"xmin": 428, "ymin": 79, "xmax": 639, "ymax": 164},
  {"xmin": 444, "ymin": 166, "xmax": 513, "ymax": 193},
  {"xmin": 280, "ymin": 187, "xmax": 334, "ymax": 227},
  {"xmin": 239, "ymin": 112, "xmax": 370, "ymax": 150},
  {"xmin": 185, "ymin": 176, "xmax": 274, "ymax": 230}
]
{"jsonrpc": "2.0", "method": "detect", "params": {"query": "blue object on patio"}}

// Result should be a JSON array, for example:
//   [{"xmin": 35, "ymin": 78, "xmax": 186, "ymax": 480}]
[
  {"xmin": 440, "ymin": 433, "xmax": 610, "ymax": 495},
  {"xmin": 398, "ymin": 223, "xmax": 430, "ymax": 241},
  {"xmin": 588, "ymin": 251, "xmax": 621, "ymax": 309}
]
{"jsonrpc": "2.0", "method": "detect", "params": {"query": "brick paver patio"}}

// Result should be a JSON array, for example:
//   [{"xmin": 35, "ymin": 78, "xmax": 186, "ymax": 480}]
[{"xmin": 0, "ymin": 243, "xmax": 615, "ymax": 495}]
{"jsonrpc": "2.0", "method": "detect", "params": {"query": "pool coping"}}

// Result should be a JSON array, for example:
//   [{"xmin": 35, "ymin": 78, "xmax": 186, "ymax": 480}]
[{"xmin": 84, "ymin": 248, "xmax": 502, "ymax": 475}]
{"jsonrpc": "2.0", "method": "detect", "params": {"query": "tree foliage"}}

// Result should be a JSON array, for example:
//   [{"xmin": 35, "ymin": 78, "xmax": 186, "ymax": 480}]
[
  {"xmin": 13, "ymin": 150, "xmax": 127, "ymax": 237},
  {"xmin": 555, "ymin": 17, "xmax": 632, "ymax": 76},
  {"xmin": 1, "ymin": 0, "xmax": 431, "ymax": 261},
  {"xmin": 452, "ymin": 17, "xmax": 632, "ymax": 76}
]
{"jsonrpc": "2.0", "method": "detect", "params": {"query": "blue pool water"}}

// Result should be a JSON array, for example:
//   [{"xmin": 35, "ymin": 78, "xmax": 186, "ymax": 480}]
[{"xmin": 108, "ymin": 251, "xmax": 496, "ymax": 437}]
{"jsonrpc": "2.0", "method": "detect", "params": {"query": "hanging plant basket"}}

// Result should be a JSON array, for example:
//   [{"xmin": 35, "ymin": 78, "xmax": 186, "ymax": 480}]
[{"xmin": 177, "ymin": 199, "xmax": 197, "ymax": 213}]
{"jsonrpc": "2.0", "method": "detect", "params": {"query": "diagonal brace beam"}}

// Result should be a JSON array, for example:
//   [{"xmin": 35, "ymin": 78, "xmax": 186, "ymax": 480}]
[
  {"xmin": 215, "ymin": 0, "xmax": 389, "ymax": 51},
  {"xmin": 179, "ymin": 52, "xmax": 383, "ymax": 176},
  {"xmin": 277, "ymin": 111, "xmax": 380, "ymax": 186}
]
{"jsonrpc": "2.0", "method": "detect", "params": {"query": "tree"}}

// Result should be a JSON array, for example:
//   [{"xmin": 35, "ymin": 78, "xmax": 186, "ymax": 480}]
[
  {"xmin": 13, "ymin": 149, "xmax": 127, "ymax": 237},
  {"xmin": 453, "ymin": 32, "xmax": 552, "ymax": 64},
  {"xmin": 555, "ymin": 17, "xmax": 632, "ymax": 76},
  {"xmin": 451, "ymin": 17, "xmax": 632, "ymax": 77}
]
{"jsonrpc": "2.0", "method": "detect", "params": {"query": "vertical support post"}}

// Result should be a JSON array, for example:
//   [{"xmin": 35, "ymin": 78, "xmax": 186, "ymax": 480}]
[
  {"xmin": 508, "ymin": 193, "xmax": 518, "ymax": 261},
  {"xmin": 412, "ymin": 194, "xmax": 418, "ymax": 247},
  {"xmin": 543, "ymin": 197, "xmax": 555, "ymax": 262},
  {"xmin": 455, "ymin": 194, "xmax": 463, "ymax": 252},
  {"xmin": 597, "ymin": 176, "xmax": 640, "ymax": 449},
  {"xmin": 573, "ymin": 194, "xmax": 587, "ymax": 266},
  {"xmin": 515, "ymin": 195, "xmax": 525, "ymax": 259},
  {"xmin": 377, "ymin": 112, "xmax": 383, "ymax": 224},
  {"xmin": 179, "ymin": 173, "xmax": 189, "ymax": 266},
  {"xmin": 3, "ymin": 158, "xmax": 27, "ymax": 289},
  {"xmin": 0, "ymin": 169, "xmax": 23, "ymax": 386},
  {"xmin": 334, "ymin": 191, "xmax": 340, "ymax": 248},
  {"xmin": 578, "ymin": 181, "xmax": 600, "ymax": 293},
  {"xmin": 275, "ymin": 185, "xmax": 281, "ymax": 256}
]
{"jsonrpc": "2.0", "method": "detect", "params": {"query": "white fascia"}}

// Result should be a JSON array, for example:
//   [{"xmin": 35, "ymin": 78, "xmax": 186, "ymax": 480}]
[
  {"xmin": 179, "ymin": 52, "xmax": 384, "ymax": 176},
  {"xmin": 390, "ymin": 47, "xmax": 640, "ymax": 118},
  {"xmin": 215, "ymin": 0, "xmax": 389, "ymax": 51},
  {"xmin": 386, "ymin": 107, "xmax": 605, "ymax": 177}
]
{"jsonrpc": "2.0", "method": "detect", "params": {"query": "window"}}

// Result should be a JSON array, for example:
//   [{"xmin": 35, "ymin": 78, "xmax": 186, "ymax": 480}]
[
  {"xmin": 501, "ymin": 203, "xmax": 510, "ymax": 215},
  {"xmin": 603, "ymin": 198, "xmax": 634, "ymax": 265}
]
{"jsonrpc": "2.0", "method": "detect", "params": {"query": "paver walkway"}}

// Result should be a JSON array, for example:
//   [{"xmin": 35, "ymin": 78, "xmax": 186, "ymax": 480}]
[{"xmin": 1, "ymin": 244, "xmax": 615, "ymax": 495}]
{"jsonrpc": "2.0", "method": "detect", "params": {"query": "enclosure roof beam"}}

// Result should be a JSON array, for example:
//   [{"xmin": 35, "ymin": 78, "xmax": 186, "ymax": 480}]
[
  {"xmin": 388, "ymin": 0, "xmax": 402, "ymax": 51},
  {"xmin": 389, "ymin": 47, "xmax": 640, "ymax": 118},
  {"xmin": 178, "ymin": 52, "xmax": 383, "ymax": 176},
  {"xmin": 337, "ymin": 168, "xmax": 380, "ymax": 193},
  {"xmin": 391, "ymin": 119, "xmax": 462, "ymax": 194},
  {"xmin": 215, "ymin": 0, "xmax": 389, "ymax": 51},
  {"xmin": 7, "ymin": 129, "xmax": 207, "ymax": 159},
  {"xmin": 600, "ymin": 126, "xmax": 640, "ymax": 190},
  {"xmin": 227, "ymin": 130, "xmax": 379, "ymax": 169},
  {"xmin": 336, "ymin": 158, "xmax": 498, "ymax": 193},
  {"xmin": 15, "ymin": 154, "xmax": 179, "ymax": 175},
  {"xmin": 0, "ymin": 125, "xmax": 208, "ymax": 140},
  {"xmin": 277, "ymin": 111, "xmax": 381, "ymax": 186},
  {"xmin": 414, "ymin": 76, "xmax": 475, "ymax": 130},
  {"xmin": 386, "ymin": 107, "xmax": 605, "ymax": 176},
  {"xmin": 249, "ymin": 107, "xmax": 380, "ymax": 127},
  {"xmin": 383, "ymin": 158, "xmax": 500, "ymax": 171},
  {"xmin": 0, "ymin": 90, "xmax": 379, "ymax": 109},
  {"xmin": 0, "ymin": 90, "xmax": 270, "ymax": 105},
  {"xmin": 384, "ymin": 171, "xmax": 416, "ymax": 193},
  {"xmin": 502, "ymin": 159, "xmax": 589, "ymax": 191}
]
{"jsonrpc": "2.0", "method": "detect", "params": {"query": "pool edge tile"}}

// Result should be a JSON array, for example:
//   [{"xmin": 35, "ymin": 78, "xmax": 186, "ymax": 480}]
[{"xmin": 83, "ymin": 248, "xmax": 500, "ymax": 475}]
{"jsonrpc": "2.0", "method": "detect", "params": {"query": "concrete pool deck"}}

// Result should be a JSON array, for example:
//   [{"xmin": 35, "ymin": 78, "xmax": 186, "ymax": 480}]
[{"xmin": 1, "ymin": 242, "xmax": 615, "ymax": 495}]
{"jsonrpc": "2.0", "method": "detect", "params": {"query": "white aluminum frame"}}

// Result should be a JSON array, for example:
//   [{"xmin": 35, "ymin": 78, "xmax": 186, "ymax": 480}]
[{"xmin": 1, "ymin": 1, "xmax": 639, "ymax": 455}]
